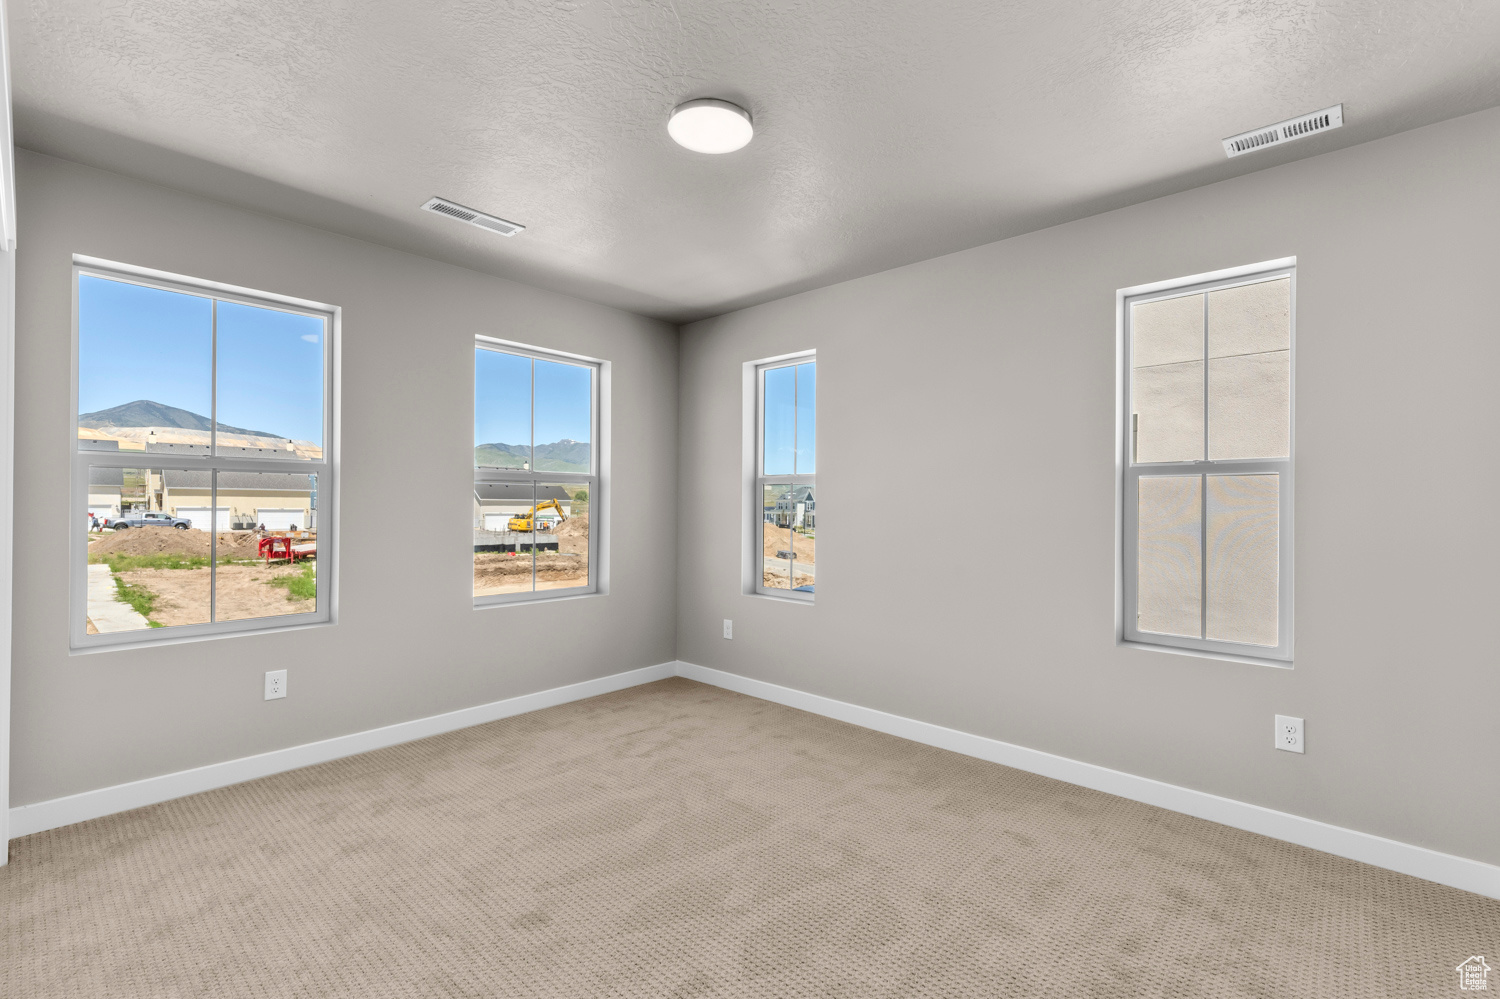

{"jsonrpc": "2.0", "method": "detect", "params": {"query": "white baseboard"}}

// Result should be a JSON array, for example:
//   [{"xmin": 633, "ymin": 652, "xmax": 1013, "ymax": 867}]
[
  {"xmin": 676, "ymin": 661, "xmax": 1500, "ymax": 901},
  {"xmin": 8, "ymin": 661, "xmax": 676, "ymax": 838},
  {"xmin": 12, "ymin": 658, "xmax": 1497, "ymax": 901}
]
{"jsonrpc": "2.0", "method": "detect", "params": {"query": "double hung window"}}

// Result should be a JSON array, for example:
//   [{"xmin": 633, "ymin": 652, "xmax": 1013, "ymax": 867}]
[
  {"xmin": 755, "ymin": 354, "xmax": 816, "ymax": 599},
  {"xmin": 1121, "ymin": 264, "xmax": 1293, "ymax": 663},
  {"xmin": 473, "ymin": 339, "xmax": 599, "ymax": 603},
  {"xmin": 72, "ymin": 259, "xmax": 335, "ymax": 648}
]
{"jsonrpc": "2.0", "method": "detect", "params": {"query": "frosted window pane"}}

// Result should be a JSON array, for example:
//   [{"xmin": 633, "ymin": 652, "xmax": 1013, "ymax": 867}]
[
  {"xmin": 1132, "ymin": 293, "xmax": 1203, "ymax": 367},
  {"xmin": 1206, "ymin": 475, "xmax": 1279, "ymax": 646},
  {"xmin": 1208, "ymin": 351, "xmax": 1290, "ymax": 459},
  {"xmin": 1132, "ymin": 293, "xmax": 1204, "ymax": 463},
  {"xmin": 1208, "ymin": 278, "xmax": 1290, "ymax": 460},
  {"xmin": 1208, "ymin": 279, "xmax": 1289, "ymax": 358},
  {"xmin": 1133, "ymin": 360, "xmax": 1203, "ymax": 463},
  {"xmin": 1137, "ymin": 476, "xmax": 1202, "ymax": 638}
]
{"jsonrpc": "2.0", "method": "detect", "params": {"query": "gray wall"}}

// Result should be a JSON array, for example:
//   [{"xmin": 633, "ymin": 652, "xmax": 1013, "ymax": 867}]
[
  {"xmin": 12, "ymin": 151, "xmax": 678, "ymax": 806},
  {"xmin": 676, "ymin": 107, "xmax": 1500, "ymax": 865}
]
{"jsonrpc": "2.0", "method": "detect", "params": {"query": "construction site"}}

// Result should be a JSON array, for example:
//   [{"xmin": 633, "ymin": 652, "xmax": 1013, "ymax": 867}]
[
  {"xmin": 84, "ymin": 525, "xmax": 317, "ymax": 633},
  {"xmin": 473, "ymin": 506, "xmax": 591, "ymax": 596},
  {"xmin": 762, "ymin": 524, "xmax": 816, "ymax": 591}
]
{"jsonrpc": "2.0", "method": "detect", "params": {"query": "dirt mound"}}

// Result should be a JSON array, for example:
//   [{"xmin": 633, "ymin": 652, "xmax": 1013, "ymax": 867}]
[
  {"xmin": 762, "ymin": 525, "xmax": 815, "ymax": 562},
  {"xmin": 91, "ymin": 528, "xmax": 279, "ymax": 561},
  {"xmin": 555, "ymin": 512, "xmax": 587, "ymax": 538},
  {"xmin": 555, "ymin": 513, "xmax": 589, "ymax": 554},
  {"xmin": 92, "ymin": 528, "xmax": 211, "ymax": 558}
]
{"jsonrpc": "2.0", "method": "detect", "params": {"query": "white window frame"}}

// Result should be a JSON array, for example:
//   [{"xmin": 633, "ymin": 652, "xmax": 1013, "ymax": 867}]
[
  {"xmin": 751, "ymin": 351, "xmax": 816, "ymax": 602},
  {"xmin": 1117, "ymin": 259, "xmax": 1295, "ymax": 667},
  {"xmin": 70, "ymin": 256, "xmax": 339, "ymax": 651},
  {"xmin": 473, "ymin": 337, "xmax": 602, "ymax": 607}
]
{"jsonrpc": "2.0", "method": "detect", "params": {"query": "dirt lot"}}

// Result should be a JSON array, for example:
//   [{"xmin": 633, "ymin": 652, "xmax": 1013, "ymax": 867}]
[
  {"xmin": 90, "ymin": 528, "xmax": 316, "ymax": 626},
  {"xmin": 117, "ymin": 563, "xmax": 314, "ymax": 626},
  {"xmin": 474, "ymin": 513, "xmax": 589, "ymax": 594},
  {"xmin": 763, "ymin": 570, "xmax": 815, "ymax": 589},
  {"xmin": 762, "ymin": 524, "xmax": 816, "ymax": 562},
  {"xmin": 91, "ymin": 528, "xmax": 274, "ymax": 561}
]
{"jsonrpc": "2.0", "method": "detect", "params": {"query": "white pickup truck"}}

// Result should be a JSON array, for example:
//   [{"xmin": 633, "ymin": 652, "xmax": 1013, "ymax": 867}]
[{"xmin": 111, "ymin": 511, "xmax": 192, "ymax": 530}]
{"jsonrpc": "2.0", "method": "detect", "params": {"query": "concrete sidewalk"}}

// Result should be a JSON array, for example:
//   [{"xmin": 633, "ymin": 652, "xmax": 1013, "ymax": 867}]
[{"xmin": 87, "ymin": 563, "xmax": 151, "ymax": 632}]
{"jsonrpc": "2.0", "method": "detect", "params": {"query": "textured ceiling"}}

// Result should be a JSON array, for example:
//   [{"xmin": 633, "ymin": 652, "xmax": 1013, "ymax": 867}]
[{"xmin": 12, "ymin": 0, "xmax": 1500, "ymax": 323}]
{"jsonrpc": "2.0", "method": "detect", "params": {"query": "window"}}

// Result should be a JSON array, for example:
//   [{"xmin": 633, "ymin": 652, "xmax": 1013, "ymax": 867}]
[
  {"xmin": 756, "ymin": 354, "xmax": 816, "ymax": 599},
  {"xmin": 473, "ymin": 339, "xmax": 599, "ymax": 603},
  {"xmin": 1120, "ymin": 263, "xmax": 1293, "ymax": 663},
  {"xmin": 72, "ymin": 259, "xmax": 335, "ymax": 648}
]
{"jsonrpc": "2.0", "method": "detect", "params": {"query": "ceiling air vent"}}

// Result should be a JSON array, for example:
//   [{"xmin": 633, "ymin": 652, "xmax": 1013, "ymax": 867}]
[
  {"xmin": 420, "ymin": 197, "xmax": 525, "ymax": 237},
  {"xmin": 1222, "ymin": 104, "xmax": 1343, "ymax": 159}
]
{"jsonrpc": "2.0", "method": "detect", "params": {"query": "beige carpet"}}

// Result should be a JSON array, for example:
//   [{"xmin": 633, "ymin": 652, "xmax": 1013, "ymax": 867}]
[{"xmin": 3, "ymin": 678, "xmax": 1496, "ymax": 998}]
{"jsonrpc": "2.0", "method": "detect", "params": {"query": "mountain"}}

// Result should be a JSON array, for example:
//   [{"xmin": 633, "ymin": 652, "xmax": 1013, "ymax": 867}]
[
  {"xmin": 475, "ymin": 439, "xmax": 590, "ymax": 473},
  {"xmin": 79, "ymin": 400, "xmax": 277, "ymax": 438}
]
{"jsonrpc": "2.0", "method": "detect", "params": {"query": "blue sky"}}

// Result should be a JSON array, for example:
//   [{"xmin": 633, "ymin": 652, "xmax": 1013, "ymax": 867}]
[
  {"xmin": 763, "ymin": 361, "xmax": 816, "ymax": 475},
  {"xmin": 474, "ymin": 348, "xmax": 592, "ymax": 448},
  {"xmin": 78, "ymin": 275, "xmax": 325, "ymax": 443}
]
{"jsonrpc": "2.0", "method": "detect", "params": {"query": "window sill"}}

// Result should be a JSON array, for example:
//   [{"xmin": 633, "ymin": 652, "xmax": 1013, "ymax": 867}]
[
  {"xmin": 71, "ymin": 616, "xmax": 334, "ymax": 655},
  {"xmin": 473, "ymin": 589, "xmax": 601, "ymax": 610},
  {"xmin": 749, "ymin": 590, "xmax": 815, "ymax": 606},
  {"xmin": 1119, "ymin": 639, "xmax": 1292, "ymax": 670}
]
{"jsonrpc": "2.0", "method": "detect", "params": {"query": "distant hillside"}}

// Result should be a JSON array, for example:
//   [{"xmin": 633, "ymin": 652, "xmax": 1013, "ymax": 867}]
[
  {"xmin": 475, "ymin": 439, "xmax": 589, "ymax": 473},
  {"xmin": 80, "ymin": 400, "xmax": 276, "ymax": 438}
]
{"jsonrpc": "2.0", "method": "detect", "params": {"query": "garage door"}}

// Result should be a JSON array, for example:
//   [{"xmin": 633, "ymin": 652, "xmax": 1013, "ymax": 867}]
[
  {"xmin": 257, "ymin": 508, "xmax": 304, "ymax": 531},
  {"xmin": 174, "ymin": 507, "xmax": 230, "ymax": 530},
  {"xmin": 88, "ymin": 506, "xmax": 117, "ymax": 521}
]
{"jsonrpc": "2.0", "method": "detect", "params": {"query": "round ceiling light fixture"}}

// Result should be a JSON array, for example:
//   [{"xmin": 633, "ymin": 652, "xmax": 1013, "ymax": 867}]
[{"xmin": 667, "ymin": 98, "xmax": 754, "ymax": 154}]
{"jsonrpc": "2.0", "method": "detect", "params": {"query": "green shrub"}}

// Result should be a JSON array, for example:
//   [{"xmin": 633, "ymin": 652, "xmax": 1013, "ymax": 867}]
[
  {"xmin": 112, "ymin": 574, "xmax": 160, "ymax": 624},
  {"xmin": 270, "ymin": 565, "xmax": 317, "ymax": 601}
]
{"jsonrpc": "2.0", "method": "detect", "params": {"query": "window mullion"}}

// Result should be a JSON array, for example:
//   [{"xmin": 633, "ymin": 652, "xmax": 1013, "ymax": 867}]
[
  {"xmin": 211, "ymin": 297, "xmax": 218, "ymax": 457},
  {"xmin": 210, "ymin": 470, "xmax": 218, "ymax": 623}
]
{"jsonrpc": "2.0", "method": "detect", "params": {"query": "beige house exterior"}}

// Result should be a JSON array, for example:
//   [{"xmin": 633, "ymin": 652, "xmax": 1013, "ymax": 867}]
[
  {"xmin": 141, "ymin": 442, "xmax": 317, "ymax": 530},
  {"xmin": 160, "ymin": 470, "xmax": 313, "ymax": 531},
  {"xmin": 86, "ymin": 466, "xmax": 123, "ymax": 522},
  {"xmin": 474, "ymin": 483, "xmax": 573, "ymax": 532}
]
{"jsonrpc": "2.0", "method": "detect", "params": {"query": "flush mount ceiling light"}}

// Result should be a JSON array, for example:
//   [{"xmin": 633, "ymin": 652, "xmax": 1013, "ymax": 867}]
[{"xmin": 668, "ymin": 99, "xmax": 754, "ymax": 154}]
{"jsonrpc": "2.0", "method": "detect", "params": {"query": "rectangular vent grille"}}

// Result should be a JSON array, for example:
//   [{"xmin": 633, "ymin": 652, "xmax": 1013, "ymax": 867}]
[
  {"xmin": 421, "ymin": 197, "xmax": 525, "ymax": 237},
  {"xmin": 1223, "ymin": 104, "xmax": 1343, "ymax": 159}
]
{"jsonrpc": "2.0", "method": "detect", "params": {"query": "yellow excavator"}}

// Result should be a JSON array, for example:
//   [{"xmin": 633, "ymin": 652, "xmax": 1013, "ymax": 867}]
[{"xmin": 508, "ymin": 499, "xmax": 568, "ymax": 533}]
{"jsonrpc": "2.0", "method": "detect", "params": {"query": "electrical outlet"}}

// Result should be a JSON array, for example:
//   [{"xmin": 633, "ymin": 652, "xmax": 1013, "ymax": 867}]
[
  {"xmin": 1275, "ymin": 715, "xmax": 1303, "ymax": 753},
  {"xmin": 723, "ymin": 619, "xmax": 733, "ymax": 640},
  {"xmin": 265, "ymin": 669, "xmax": 288, "ymax": 700}
]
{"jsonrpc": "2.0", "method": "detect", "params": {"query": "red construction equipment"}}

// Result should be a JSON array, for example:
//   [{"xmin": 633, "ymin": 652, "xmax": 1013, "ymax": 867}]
[{"xmin": 259, "ymin": 535, "xmax": 316, "ymax": 564}]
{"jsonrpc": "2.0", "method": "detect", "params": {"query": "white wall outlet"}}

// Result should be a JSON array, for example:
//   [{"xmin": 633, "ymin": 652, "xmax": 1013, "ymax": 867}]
[
  {"xmin": 265, "ymin": 669, "xmax": 288, "ymax": 700},
  {"xmin": 723, "ymin": 619, "xmax": 733, "ymax": 639},
  {"xmin": 1275, "ymin": 714, "xmax": 1303, "ymax": 753}
]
